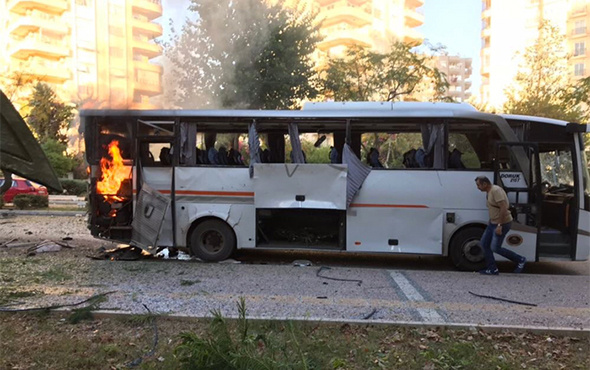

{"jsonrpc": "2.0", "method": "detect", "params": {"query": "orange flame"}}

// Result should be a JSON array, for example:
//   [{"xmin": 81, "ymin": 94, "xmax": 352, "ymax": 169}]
[{"xmin": 97, "ymin": 140, "xmax": 129, "ymax": 202}]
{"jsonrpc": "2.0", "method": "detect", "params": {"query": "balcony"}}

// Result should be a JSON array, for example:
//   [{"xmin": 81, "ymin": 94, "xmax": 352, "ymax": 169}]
[
  {"xmin": 317, "ymin": 30, "xmax": 372, "ymax": 51},
  {"xmin": 133, "ymin": 59, "xmax": 163, "ymax": 74},
  {"xmin": 132, "ymin": 0, "xmax": 162, "ymax": 21},
  {"xmin": 8, "ymin": 14, "xmax": 69, "ymax": 37},
  {"xmin": 132, "ymin": 17, "xmax": 163, "ymax": 38},
  {"xmin": 134, "ymin": 76, "xmax": 161, "ymax": 96},
  {"xmin": 17, "ymin": 59, "xmax": 71, "ymax": 83},
  {"xmin": 404, "ymin": 8, "xmax": 424, "ymax": 28},
  {"xmin": 8, "ymin": 0, "xmax": 68, "ymax": 15},
  {"xmin": 132, "ymin": 36, "xmax": 162, "ymax": 59},
  {"xmin": 319, "ymin": 5, "xmax": 372, "ymax": 28},
  {"xmin": 464, "ymin": 80, "xmax": 472, "ymax": 89},
  {"xmin": 403, "ymin": 27, "xmax": 423, "ymax": 45},
  {"xmin": 405, "ymin": 0, "xmax": 424, "ymax": 7},
  {"xmin": 9, "ymin": 35, "xmax": 69, "ymax": 59}
]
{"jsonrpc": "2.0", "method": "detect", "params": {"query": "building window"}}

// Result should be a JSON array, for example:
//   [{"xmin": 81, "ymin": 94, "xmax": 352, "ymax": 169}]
[
  {"xmin": 574, "ymin": 63, "xmax": 585, "ymax": 76},
  {"xmin": 574, "ymin": 20, "xmax": 587, "ymax": 35},
  {"xmin": 574, "ymin": 42, "xmax": 585, "ymax": 56}
]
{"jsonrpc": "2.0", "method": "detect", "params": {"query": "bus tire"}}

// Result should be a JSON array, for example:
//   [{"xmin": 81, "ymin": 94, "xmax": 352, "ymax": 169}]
[
  {"xmin": 189, "ymin": 219, "xmax": 236, "ymax": 262},
  {"xmin": 449, "ymin": 227, "xmax": 486, "ymax": 271}
]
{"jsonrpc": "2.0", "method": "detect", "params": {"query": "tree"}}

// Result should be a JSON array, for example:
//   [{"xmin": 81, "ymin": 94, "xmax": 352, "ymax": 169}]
[
  {"xmin": 321, "ymin": 42, "xmax": 450, "ymax": 102},
  {"xmin": 504, "ymin": 21, "xmax": 582, "ymax": 121},
  {"xmin": 41, "ymin": 139, "xmax": 76, "ymax": 178},
  {"xmin": 27, "ymin": 83, "xmax": 74, "ymax": 145},
  {"xmin": 163, "ymin": 0, "xmax": 321, "ymax": 109}
]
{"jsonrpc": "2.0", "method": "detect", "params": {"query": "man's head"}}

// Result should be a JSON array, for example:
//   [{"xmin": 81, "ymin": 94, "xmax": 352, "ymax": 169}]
[{"xmin": 475, "ymin": 176, "xmax": 492, "ymax": 192}]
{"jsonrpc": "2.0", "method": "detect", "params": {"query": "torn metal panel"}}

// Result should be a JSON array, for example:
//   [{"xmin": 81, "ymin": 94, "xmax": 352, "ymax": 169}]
[
  {"xmin": 253, "ymin": 164, "xmax": 347, "ymax": 209},
  {"xmin": 130, "ymin": 183, "xmax": 170, "ymax": 253},
  {"xmin": 0, "ymin": 90, "xmax": 62, "ymax": 192}
]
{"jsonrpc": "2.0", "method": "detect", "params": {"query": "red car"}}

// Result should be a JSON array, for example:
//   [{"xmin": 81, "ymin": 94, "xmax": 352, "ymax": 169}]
[{"xmin": 0, "ymin": 178, "xmax": 48, "ymax": 203}]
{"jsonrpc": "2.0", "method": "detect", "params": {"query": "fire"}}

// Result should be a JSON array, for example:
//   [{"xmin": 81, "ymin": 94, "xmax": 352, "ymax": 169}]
[{"xmin": 97, "ymin": 140, "xmax": 129, "ymax": 202}]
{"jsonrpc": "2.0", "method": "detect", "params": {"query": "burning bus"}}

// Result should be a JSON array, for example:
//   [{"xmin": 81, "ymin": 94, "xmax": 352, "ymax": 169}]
[{"xmin": 83, "ymin": 103, "xmax": 590, "ymax": 269}]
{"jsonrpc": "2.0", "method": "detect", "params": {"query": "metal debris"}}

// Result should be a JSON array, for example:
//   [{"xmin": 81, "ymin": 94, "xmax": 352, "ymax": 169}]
[{"xmin": 293, "ymin": 259, "xmax": 312, "ymax": 267}]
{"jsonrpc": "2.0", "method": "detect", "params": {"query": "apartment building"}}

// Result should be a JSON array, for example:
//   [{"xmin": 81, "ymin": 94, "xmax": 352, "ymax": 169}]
[
  {"xmin": 480, "ymin": 0, "xmax": 589, "ymax": 108},
  {"xmin": 311, "ymin": 0, "xmax": 425, "ymax": 57},
  {"xmin": 568, "ymin": 1, "xmax": 590, "ymax": 80},
  {"xmin": 435, "ymin": 55, "xmax": 473, "ymax": 102},
  {"xmin": 0, "ymin": 0, "xmax": 163, "ymax": 110}
]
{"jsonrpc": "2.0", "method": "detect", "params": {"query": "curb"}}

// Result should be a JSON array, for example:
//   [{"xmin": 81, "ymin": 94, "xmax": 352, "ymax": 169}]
[
  {"xmin": 89, "ymin": 310, "xmax": 590, "ymax": 338},
  {"xmin": 0, "ymin": 210, "xmax": 86, "ymax": 217}
]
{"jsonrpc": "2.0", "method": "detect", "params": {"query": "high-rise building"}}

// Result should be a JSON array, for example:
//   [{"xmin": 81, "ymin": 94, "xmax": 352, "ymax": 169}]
[
  {"xmin": 313, "ymin": 0, "xmax": 424, "ymax": 56},
  {"xmin": 480, "ymin": 0, "xmax": 589, "ymax": 108},
  {"xmin": 568, "ymin": 1, "xmax": 590, "ymax": 81},
  {"xmin": 0, "ymin": 0, "xmax": 163, "ymax": 109},
  {"xmin": 435, "ymin": 55, "xmax": 473, "ymax": 102}
]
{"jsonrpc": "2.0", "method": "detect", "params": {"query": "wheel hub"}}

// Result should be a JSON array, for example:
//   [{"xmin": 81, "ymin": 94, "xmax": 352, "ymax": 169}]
[
  {"xmin": 463, "ymin": 239, "xmax": 484, "ymax": 263},
  {"xmin": 202, "ymin": 231, "xmax": 223, "ymax": 253}
]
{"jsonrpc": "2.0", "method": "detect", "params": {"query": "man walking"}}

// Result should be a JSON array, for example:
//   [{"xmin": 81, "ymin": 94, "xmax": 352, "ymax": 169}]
[{"xmin": 475, "ymin": 176, "xmax": 526, "ymax": 275}]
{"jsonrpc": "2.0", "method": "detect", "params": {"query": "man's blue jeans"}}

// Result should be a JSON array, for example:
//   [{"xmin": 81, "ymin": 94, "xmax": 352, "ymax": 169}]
[{"xmin": 480, "ymin": 222, "xmax": 523, "ymax": 270}]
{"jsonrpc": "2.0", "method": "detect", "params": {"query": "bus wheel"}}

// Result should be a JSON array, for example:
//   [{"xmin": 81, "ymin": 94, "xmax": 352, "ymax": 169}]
[
  {"xmin": 189, "ymin": 219, "xmax": 236, "ymax": 261},
  {"xmin": 450, "ymin": 227, "xmax": 486, "ymax": 271}
]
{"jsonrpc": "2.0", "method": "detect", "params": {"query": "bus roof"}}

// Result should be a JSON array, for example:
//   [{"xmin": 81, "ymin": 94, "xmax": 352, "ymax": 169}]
[{"xmin": 500, "ymin": 114, "xmax": 570, "ymax": 127}]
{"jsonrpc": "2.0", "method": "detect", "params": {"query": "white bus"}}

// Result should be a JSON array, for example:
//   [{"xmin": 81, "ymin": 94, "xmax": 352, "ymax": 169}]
[{"xmin": 82, "ymin": 102, "xmax": 590, "ymax": 270}]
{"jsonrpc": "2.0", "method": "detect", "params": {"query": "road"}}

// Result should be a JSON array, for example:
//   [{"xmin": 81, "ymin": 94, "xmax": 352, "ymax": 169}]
[{"xmin": 0, "ymin": 215, "xmax": 588, "ymax": 331}]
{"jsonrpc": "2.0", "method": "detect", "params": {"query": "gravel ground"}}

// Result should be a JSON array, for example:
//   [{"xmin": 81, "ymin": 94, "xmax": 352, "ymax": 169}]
[{"xmin": 1, "ymin": 215, "xmax": 589, "ymax": 331}]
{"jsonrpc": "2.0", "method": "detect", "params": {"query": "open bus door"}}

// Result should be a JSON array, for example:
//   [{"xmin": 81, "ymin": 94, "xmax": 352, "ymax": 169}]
[{"xmin": 494, "ymin": 142, "xmax": 544, "ymax": 260}]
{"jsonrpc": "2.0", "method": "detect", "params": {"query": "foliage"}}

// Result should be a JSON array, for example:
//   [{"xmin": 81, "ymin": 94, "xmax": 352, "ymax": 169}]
[
  {"xmin": 504, "ymin": 21, "xmax": 582, "ymax": 121},
  {"xmin": 41, "ymin": 140, "xmax": 76, "ymax": 178},
  {"xmin": 164, "ymin": 0, "xmax": 321, "ymax": 109},
  {"xmin": 55, "ymin": 179, "xmax": 88, "ymax": 197},
  {"xmin": 13, "ymin": 194, "xmax": 48, "ymax": 209},
  {"xmin": 174, "ymin": 297, "xmax": 312, "ymax": 369},
  {"xmin": 27, "ymin": 83, "xmax": 74, "ymax": 145},
  {"xmin": 322, "ymin": 42, "xmax": 450, "ymax": 102}
]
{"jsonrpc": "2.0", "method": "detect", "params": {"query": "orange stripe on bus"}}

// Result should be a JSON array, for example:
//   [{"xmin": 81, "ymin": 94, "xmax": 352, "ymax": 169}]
[
  {"xmin": 350, "ymin": 203, "xmax": 428, "ymax": 208},
  {"xmin": 132, "ymin": 189, "xmax": 254, "ymax": 197}
]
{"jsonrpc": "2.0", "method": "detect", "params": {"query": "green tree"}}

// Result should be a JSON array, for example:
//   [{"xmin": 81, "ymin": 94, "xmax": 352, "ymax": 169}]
[
  {"xmin": 164, "ymin": 0, "xmax": 321, "ymax": 109},
  {"xmin": 504, "ymin": 21, "xmax": 582, "ymax": 121},
  {"xmin": 41, "ymin": 139, "xmax": 76, "ymax": 178},
  {"xmin": 322, "ymin": 42, "xmax": 450, "ymax": 102},
  {"xmin": 27, "ymin": 83, "xmax": 74, "ymax": 145}
]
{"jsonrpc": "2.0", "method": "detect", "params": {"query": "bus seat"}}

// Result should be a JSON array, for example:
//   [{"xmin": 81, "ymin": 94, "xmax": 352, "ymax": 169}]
[
  {"xmin": 217, "ymin": 146, "xmax": 229, "ymax": 165},
  {"xmin": 228, "ymin": 148, "xmax": 244, "ymax": 165},
  {"xmin": 403, "ymin": 149, "xmax": 418, "ymax": 168},
  {"xmin": 159, "ymin": 147, "xmax": 171, "ymax": 165},
  {"xmin": 415, "ymin": 148, "xmax": 426, "ymax": 167},
  {"xmin": 329, "ymin": 146, "xmax": 339, "ymax": 164},
  {"xmin": 261, "ymin": 149, "xmax": 271, "ymax": 163},
  {"xmin": 368, "ymin": 148, "xmax": 383, "ymax": 168},
  {"xmin": 208, "ymin": 147, "xmax": 218, "ymax": 164},
  {"xmin": 448, "ymin": 148, "xmax": 465, "ymax": 169}
]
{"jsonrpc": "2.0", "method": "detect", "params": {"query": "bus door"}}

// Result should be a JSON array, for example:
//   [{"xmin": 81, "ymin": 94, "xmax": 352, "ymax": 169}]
[
  {"xmin": 130, "ymin": 120, "xmax": 175, "ymax": 253},
  {"xmin": 494, "ymin": 142, "xmax": 543, "ymax": 260},
  {"xmin": 252, "ymin": 163, "xmax": 348, "ymax": 250}
]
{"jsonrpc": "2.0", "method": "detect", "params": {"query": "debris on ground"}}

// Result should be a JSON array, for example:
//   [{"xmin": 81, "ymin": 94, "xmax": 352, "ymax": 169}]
[
  {"xmin": 27, "ymin": 240, "xmax": 74, "ymax": 255},
  {"xmin": 292, "ymin": 259, "xmax": 312, "ymax": 267},
  {"xmin": 87, "ymin": 244, "xmax": 146, "ymax": 261}
]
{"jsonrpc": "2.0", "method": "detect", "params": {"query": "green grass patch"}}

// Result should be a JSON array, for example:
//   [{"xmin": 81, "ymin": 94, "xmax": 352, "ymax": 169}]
[
  {"xmin": 180, "ymin": 279, "xmax": 200, "ymax": 286},
  {"xmin": 0, "ymin": 288, "xmax": 38, "ymax": 306},
  {"xmin": 39, "ymin": 266, "xmax": 73, "ymax": 283}
]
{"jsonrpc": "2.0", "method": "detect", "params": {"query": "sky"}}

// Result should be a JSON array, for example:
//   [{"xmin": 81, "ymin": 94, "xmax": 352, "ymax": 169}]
[
  {"xmin": 419, "ymin": 0, "xmax": 482, "ymax": 97},
  {"xmin": 160, "ymin": 0, "xmax": 482, "ymax": 97}
]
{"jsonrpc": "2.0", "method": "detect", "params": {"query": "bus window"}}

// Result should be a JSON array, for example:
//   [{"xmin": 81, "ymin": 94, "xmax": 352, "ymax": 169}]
[
  {"xmin": 448, "ymin": 133, "xmax": 481, "ymax": 169},
  {"xmin": 145, "ymin": 142, "xmax": 172, "ymax": 166},
  {"xmin": 360, "ymin": 132, "xmax": 424, "ymax": 169},
  {"xmin": 299, "ymin": 133, "xmax": 333, "ymax": 164},
  {"xmin": 195, "ymin": 132, "xmax": 249, "ymax": 165},
  {"xmin": 540, "ymin": 149, "xmax": 574, "ymax": 189}
]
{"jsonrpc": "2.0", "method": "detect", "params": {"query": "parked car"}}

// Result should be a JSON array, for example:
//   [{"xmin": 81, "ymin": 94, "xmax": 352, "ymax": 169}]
[{"xmin": 0, "ymin": 178, "xmax": 48, "ymax": 203}]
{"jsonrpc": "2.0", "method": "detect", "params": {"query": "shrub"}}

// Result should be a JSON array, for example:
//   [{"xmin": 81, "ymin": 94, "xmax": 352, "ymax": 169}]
[
  {"xmin": 49, "ymin": 179, "xmax": 88, "ymax": 196},
  {"xmin": 13, "ymin": 194, "xmax": 49, "ymax": 209}
]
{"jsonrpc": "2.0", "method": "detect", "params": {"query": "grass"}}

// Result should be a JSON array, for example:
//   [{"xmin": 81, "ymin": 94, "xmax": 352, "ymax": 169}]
[{"xmin": 0, "ymin": 300, "xmax": 588, "ymax": 370}]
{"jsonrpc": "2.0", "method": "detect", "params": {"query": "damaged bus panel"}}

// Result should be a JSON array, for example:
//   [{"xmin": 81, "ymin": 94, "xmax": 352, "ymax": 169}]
[{"xmin": 82, "ymin": 102, "xmax": 590, "ymax": 270}]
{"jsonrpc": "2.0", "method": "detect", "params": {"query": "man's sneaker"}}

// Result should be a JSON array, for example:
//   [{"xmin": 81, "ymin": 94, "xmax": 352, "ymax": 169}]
[
  {"xmin": 514, "ymin": 257, "xmax": 526, "ymax": 273},
  {"xmin": 479, "ymin": 268, "xmax": 499, "ymax": 275}
]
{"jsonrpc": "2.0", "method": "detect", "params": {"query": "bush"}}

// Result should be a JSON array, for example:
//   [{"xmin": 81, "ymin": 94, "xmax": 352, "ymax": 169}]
[
  {"xmin": 13, "ymin": 194, "xmax": 49, "ymax": 209},
  {"xmin": 49, "ymin": 179, "xmax": 88, "ymax": 196}
]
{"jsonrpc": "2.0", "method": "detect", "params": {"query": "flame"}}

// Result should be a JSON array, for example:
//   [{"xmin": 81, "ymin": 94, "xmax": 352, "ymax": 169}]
[{"xmin": 97, "ymin": 140, "xmax": 129, "ymax": 202}]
